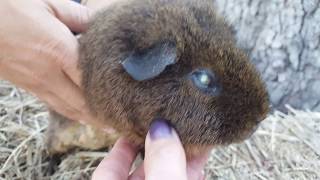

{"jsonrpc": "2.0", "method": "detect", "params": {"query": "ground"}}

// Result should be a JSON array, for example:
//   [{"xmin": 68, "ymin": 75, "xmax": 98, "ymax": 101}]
[{"xmin": 0, "ymin": 80, "xmax": 319, "ymax": 180}]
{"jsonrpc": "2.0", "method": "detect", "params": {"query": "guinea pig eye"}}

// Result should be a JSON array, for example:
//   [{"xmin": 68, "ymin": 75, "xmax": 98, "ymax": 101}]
[{"xmin": 190, "ymin": 69, "xmax": 222, "ymax": 96}]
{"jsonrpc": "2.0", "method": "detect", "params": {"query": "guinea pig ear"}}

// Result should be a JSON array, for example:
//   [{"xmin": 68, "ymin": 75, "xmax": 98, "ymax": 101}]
[{"xmin": 121, "ymin": 42, "xmax": 177, "ymax": 81}]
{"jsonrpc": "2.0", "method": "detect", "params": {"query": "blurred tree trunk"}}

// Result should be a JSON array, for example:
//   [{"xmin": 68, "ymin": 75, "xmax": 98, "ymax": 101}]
[{"xmin": 215, "ymin": 0, "xmax": 320, "ymax": 111}]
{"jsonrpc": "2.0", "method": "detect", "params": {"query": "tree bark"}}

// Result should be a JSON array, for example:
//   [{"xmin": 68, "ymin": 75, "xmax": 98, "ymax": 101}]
[{"xmin": 215, "ymin": 0, "xmax": 320, "ymax": 111}]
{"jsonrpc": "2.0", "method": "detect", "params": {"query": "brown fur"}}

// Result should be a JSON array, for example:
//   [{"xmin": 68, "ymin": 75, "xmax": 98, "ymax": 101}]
[{"xmin": 75, "ymin": 0, "xmax": 269, "ymax": 155}]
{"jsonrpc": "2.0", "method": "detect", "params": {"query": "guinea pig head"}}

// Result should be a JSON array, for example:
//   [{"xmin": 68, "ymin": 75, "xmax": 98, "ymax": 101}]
[{"xmin": 79, "ymin": 0, "xmax": 269, "ymax": 154}]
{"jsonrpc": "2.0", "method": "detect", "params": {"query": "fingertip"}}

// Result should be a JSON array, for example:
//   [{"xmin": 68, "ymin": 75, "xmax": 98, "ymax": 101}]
[
  {"xmin": 93, "ymin": 137, "xmax": 139, "ymax": 180},
  {"xmin": 47, "ymin": 0, "xmax": 92, "ymax": 33},
  {"xmin": 116, "ymin": 137, "xmax": 140, "ymax": 152},
  {"xmin": 186, "ymin": 148, "xmax": 212, "ymax": 180},
  {"xmin": 145, "ymin": 118, "xmax": 184, "ymax": 150},
  {"xmin": 71, "ymin": 0, "xmax": 82, "ymax": 4},
  {"xmin": 144, "ymin": 119, "xmax": 187, "ymax": 180},
  {"xmin": 147, "ymin": 118, "xmax": 186, "ymax": 141},
  {"xmin": 148, "ymin": 119, "xmax": 173, "ymax": 140}
]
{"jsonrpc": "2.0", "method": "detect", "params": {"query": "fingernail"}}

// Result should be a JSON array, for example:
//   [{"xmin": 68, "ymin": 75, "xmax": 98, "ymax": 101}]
[
  {"xmin": 72, "ymin": 0, "xmax": 81, "ymax": 4},
  {"xmin": 149, "ymin": 118, "xmax": 172, "ymax": 140}
]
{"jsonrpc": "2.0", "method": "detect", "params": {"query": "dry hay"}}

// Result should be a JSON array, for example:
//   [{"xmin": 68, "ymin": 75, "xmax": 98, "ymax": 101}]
[{"xmin": 0, "ymin": 80, "xmax": 319, "ymax": 180}]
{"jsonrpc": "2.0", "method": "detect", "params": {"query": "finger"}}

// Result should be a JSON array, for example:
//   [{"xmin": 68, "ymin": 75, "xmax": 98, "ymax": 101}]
[
  {"xmin": 29, "ymin": 58, "xmax": 89, "ymax": 121},
  {"xmin": 92, "ymin": 137, "xmax": 139, "ymax": 180},
  {"xmin": 43, "ymin": 0, "xmax": 88, "ymax": 87},
  {"xmin": 71, "ymin": 0, "xmax": 81, "ymax": 4},
  {"xmin": 187, "ymin": 149, "xmax": 211, "ymax": 180},
  {"xmin": 85, "ymin": 0, "xmax": 118, "ymax": 11},
  {"xmin": 57, "ymin": 33, "xmax": 83, "ymax": 87},
  {"xmin": 129, "ymin": 162, "xmax": 145, "ymax": 180},
  {"xmin": 0, "ymin": 48, "xmax": 88, "ymax": 122},
  {"xmin": 46, "ymin": 0, "xmax": 92, "ymax": 33},
  {"xmin": 48, "ymin": 69, "xmax": 88, "ymax": 113},
  {"xmin": 0, "ymin": 58, "xmax": 82, "ymax": 121},
  {"xmin": 144, "ymin": 119, "xmax": 187, "ymax": 180},
  {"xmin": 33, "ymin": 90, "xmax": 79, "ymax": 120}
]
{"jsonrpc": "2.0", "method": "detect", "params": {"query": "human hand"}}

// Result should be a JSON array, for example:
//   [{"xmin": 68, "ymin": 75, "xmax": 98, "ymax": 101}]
[
  {"xmin": 0, "ymin": 0, "xmax": 93, "ymax": 123},
  {"xmin": 85, "ymin": 0, "xmax": 119, "ymax": 11},
  {"xmin": 93, "ymin": 119, "xmax": 210, "ymax": 180}
]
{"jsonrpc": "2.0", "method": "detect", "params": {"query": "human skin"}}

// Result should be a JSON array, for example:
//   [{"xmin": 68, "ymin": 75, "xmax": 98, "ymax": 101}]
[
  {"xmin": 85, "ymin": 0, "xmax": 118, "ymax": 10},
  {"xmin": 0, "ymin": 0, "xmax": 93, "ymax": 123},
  {"xmin": 93, "ymin": 120, "xmax": 210, "ymax": 180},
  {"xmin": 0, "ymin": 1, "xmax": 211, "ymax": 178}
]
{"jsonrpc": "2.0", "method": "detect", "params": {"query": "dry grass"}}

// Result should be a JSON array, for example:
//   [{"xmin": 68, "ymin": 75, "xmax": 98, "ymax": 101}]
[{"xmin": 0, "ymin": 80, "xmax": 319, "ymax": 180}]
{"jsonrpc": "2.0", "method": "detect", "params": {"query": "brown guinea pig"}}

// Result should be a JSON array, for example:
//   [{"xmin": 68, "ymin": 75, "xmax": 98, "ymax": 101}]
[{"xmin": 78, "ymin": 0, "xmax": 269, "ymax": 155}]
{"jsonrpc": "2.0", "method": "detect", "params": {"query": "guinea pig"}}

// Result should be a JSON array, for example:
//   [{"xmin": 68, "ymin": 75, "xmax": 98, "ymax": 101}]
[{"xmin": 71, "ymin": 0, "xmax": 270, "ymax": 156}]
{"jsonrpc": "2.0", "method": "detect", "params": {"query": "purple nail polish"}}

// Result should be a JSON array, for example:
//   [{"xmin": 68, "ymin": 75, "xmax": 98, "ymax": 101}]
[
  {"xmin": 72, "ymin": 0, "xmax": 81, "ymax": 4},
  {"xmin": 149, "ymin": 119, "xmax": 172, "ymax": 140}
]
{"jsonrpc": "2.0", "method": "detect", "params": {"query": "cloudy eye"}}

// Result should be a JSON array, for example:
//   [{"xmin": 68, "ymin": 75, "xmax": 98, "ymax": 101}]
[{"xmin": 190, "ymin": 69, "xmax": 222, "ymax": 96}]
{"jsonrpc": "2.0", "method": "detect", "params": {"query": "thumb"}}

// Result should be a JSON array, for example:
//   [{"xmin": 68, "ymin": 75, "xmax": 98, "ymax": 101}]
[
  {"xmin": 144, "ymin": 119, "xmax": 188, "ymax": 180},
  {"xmin": 46, "ymin": 0, "xmax": 92, "ymax": 33}
]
